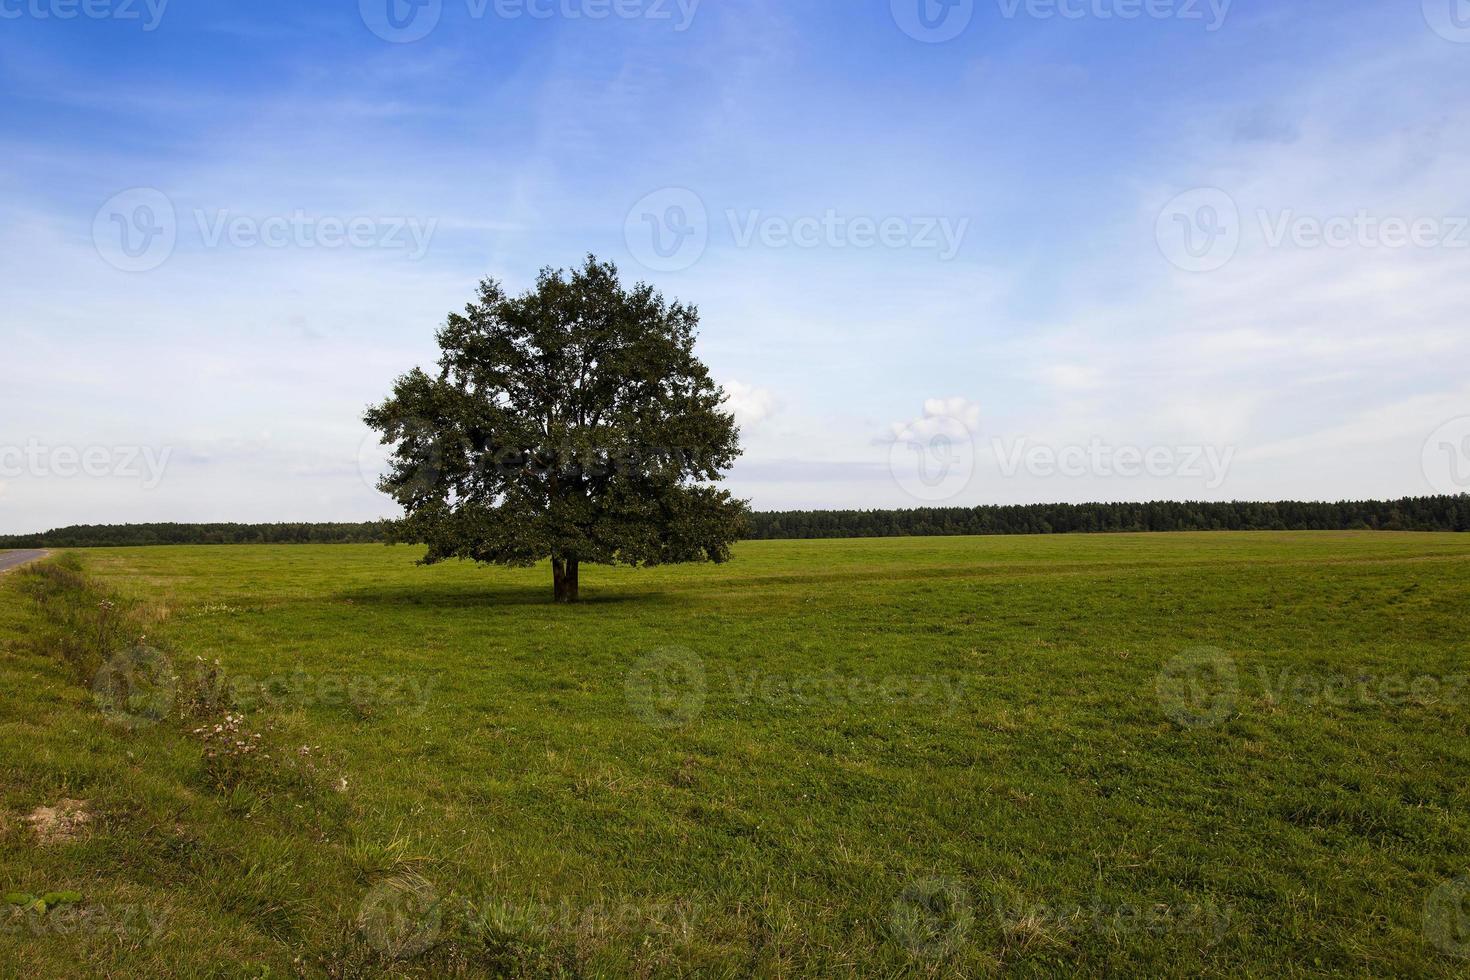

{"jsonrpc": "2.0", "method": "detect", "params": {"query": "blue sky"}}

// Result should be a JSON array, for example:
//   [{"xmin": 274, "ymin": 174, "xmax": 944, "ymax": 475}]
[{"xmin": 2, "ymin": 0, "xmax": 1469, "ymax": 531}]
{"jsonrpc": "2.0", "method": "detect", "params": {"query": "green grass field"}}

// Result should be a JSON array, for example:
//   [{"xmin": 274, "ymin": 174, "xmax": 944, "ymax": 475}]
[{"xmin": 3, "ymin": 532, "xmax": 1470, "ymax": 977}]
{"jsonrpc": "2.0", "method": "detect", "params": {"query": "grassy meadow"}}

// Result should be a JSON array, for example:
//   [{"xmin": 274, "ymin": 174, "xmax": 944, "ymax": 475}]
[{"xmin": 3, "ymin": 532, "xmax": 1470, "ymax": 976}]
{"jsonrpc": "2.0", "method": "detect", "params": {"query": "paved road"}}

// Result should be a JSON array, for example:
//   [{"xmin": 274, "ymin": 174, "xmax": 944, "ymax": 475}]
[{"xmin": 0, "ymin": 549, "xmax": 48, "ymax": 574}]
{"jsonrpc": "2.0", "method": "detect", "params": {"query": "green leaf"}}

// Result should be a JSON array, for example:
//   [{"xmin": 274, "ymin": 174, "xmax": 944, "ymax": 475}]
[{"xmin": 41, "ymin": 890, "xmax": 83, "ymax": 906}]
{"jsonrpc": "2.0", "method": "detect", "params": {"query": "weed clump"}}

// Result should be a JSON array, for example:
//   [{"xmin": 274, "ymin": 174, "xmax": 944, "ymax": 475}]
[{"xmin": 18, "ymin": 556, "xmax": 347, "ymax": 817}]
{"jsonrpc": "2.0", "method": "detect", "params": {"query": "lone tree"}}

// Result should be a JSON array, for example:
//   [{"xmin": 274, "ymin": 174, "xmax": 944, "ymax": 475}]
[{"xmin": 364, "ymin": 256, "xmax": 747, "ymax": 602}]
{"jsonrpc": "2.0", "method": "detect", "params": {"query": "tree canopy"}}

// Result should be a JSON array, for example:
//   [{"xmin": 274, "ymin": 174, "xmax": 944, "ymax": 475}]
[{"xmin": 363, "ymin": 257, "xmax": 747, "ymax": 601}]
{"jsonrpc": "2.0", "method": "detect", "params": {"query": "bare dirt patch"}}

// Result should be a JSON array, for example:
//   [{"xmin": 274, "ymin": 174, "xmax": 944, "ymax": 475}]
[{"xmin": 26, "ymin": 799, "xmax": 91, "ymax": 843}]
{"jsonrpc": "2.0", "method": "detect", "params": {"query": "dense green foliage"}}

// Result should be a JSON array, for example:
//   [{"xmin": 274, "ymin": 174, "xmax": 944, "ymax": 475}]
[
  {"xmin": 364, "ymin": 257, "xmax": 746, "ymax": 601},
  {"xmin": 5, "ymin": 495, "xmax": 1465, "ymax": 549},
  {"xmin": 3, "ymin": 535, "xmax": 1469, "ymax": 975}
]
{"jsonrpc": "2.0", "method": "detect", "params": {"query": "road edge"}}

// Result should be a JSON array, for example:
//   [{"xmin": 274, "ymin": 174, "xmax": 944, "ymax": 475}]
[{"xmin": 0, "ymin": 549, "xmax": 52, "ymax": 576}]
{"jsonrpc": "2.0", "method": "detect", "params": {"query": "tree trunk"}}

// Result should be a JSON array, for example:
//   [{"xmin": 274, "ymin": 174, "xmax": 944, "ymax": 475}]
[{"xmin": 552, "ymin": 556, "xmax": 580, "ymax": 603}]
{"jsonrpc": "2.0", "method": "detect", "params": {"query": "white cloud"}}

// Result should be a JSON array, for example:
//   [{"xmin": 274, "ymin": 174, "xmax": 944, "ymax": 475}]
[
  {"xmin": 722, "ymin": 380, "xmax": 777, "ymax": 427},
  {"xmin": 888, "ymin": 397, "xmax": 981, "ymax": 443}
]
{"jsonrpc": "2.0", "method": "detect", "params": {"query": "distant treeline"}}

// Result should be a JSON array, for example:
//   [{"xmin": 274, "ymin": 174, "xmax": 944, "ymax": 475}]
[
  {"xmin": 0, "ymin": 522, "xmax": 393, "ymax": 548},
  {"xmin": 1, "ymin": 497, "xmax": 1466, "ymax": 549},
  {"xmin": 746, "ymin": 496, "xmax": 1470, "ymax": 538}
]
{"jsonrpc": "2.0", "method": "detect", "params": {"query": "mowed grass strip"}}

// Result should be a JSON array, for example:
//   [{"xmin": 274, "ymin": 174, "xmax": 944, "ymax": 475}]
[{"xmin": 2, "ymin": 532, "xmax": 1469, "ymax": 977}]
